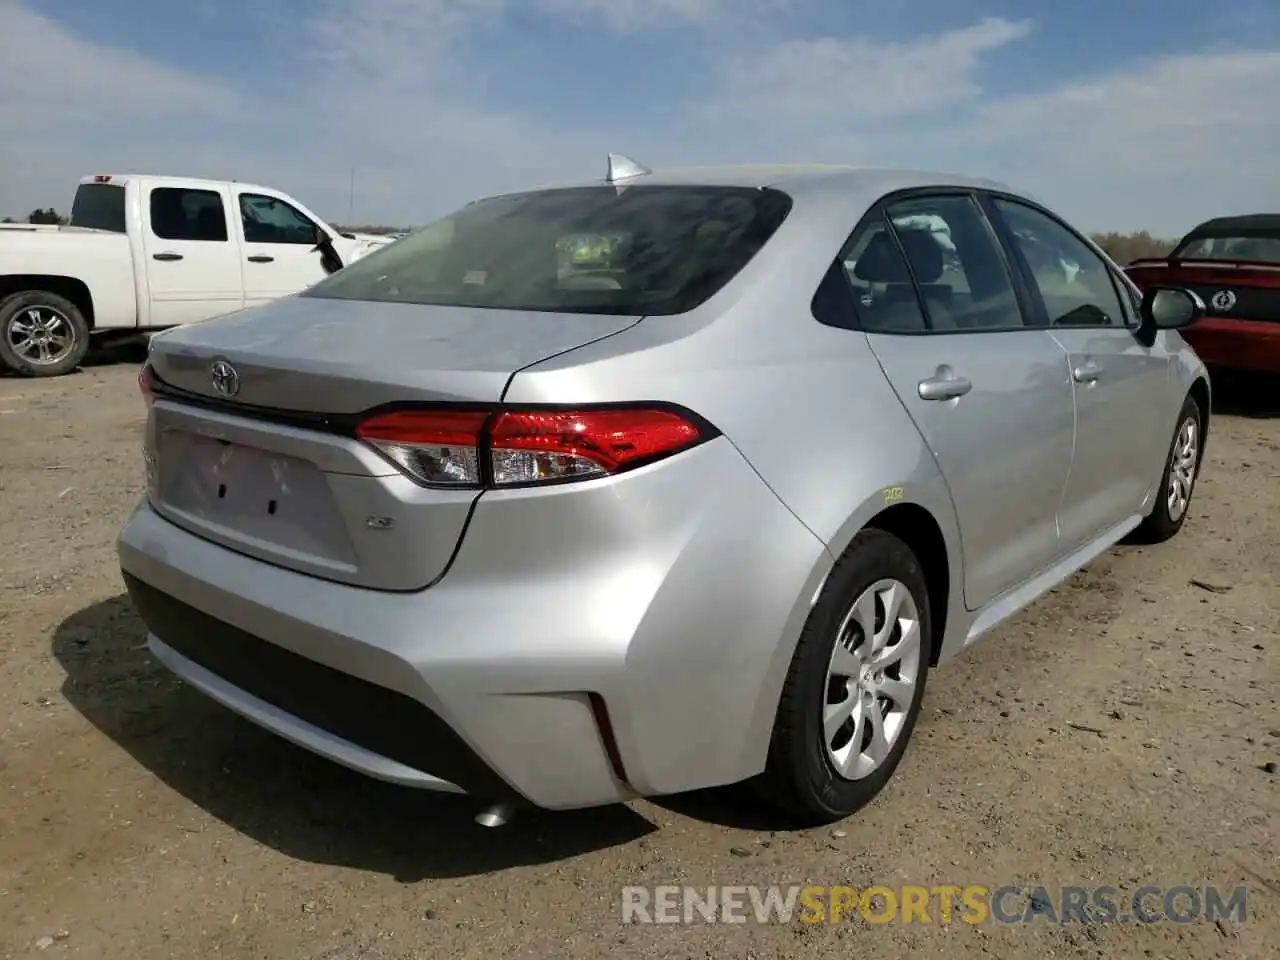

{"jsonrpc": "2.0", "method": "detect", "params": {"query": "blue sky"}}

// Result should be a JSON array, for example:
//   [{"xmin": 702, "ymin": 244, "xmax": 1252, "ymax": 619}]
[{"xmin": 3, "ymin": 0, "xmax": 1278, "ymax": 235}]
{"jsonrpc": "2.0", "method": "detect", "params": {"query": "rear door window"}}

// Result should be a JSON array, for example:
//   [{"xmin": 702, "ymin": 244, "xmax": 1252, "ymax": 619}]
[
  {"xmin": 302, "ymin": 185, "xmax": 793, "ymax": 316},
  {"xmin": 880, "ymin": 194, "xmax": 1028, "ymax": 331},
  {"xmin": 149, "ymin": 188, "xmax": 229, "ymax": 243}
]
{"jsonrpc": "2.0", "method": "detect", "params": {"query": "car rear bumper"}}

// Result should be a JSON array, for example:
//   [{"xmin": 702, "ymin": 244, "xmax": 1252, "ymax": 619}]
[
  {"xmin": 1182, "ymin": 317, "xmax": 1280, "ymax": 374},
  {"xmin": 117, "ymin": 437, "xmax": 831, "ymax": 810}
]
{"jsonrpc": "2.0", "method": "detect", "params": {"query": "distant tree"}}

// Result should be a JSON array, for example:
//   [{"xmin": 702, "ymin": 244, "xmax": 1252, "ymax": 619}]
[
  {"xmin": 1, "ymin": 217, "xmax": 13, "ymax": 223},
  {"xmin": 28, "ymin": 208, "xmax": 66, "ymax": 225},
  {"xmin": 1089, "ymin": 230, "xmax": 1177, "ymax": 264},
  {"xmin": 332, "ymin": 223, "xmax": 410, "ymax": 235}
]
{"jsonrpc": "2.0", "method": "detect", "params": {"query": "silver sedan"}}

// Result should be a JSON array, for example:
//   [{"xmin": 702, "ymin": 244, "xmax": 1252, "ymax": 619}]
[{"xmin": 118, "ymin": 157, "xmax": 1210, "ymax": 826}]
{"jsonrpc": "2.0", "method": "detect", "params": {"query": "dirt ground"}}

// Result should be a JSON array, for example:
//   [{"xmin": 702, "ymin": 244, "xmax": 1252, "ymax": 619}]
[{"xmin": 1, "ymin": 359, "xmax": 1276, "ymax": 960}]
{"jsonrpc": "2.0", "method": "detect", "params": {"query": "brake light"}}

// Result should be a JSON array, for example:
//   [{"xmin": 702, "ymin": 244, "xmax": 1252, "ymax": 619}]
[
  {"xmin": 489, "ymin": 409, "xmax": 701, "ymax": 484},
  {"xmin": 354, "ymin": 406, "xmax": 707, "ymax": 488},
  {"xmin": 138, "ymin": 363, "xmax": 155, "ymax": 408}
]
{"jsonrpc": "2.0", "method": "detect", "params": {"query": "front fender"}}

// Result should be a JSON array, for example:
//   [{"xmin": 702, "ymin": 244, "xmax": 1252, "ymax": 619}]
[{"xmin": 1167, "ymin": 332, "xmax": 1212, "ymax": 444}]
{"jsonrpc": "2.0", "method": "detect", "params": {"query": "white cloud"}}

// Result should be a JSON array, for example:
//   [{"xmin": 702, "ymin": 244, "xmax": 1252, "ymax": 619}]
[
  {"xmin": 712, "ymin": 17, "xmax": 1032, "ymax": 121},
  {"xmin": 538, "ymin": 0, "xmax": 725, "ymax": 30},
  {"xmin": 951, "ymin": 49, "xmax": 1280, "ymax": 232},
  {"xmin": 0, "ymin": 3, "xmax": 244, "ymax": 126},
  {"xmin": 0, "ymin": 1, "xmax": 1277, "ymax": 236}
]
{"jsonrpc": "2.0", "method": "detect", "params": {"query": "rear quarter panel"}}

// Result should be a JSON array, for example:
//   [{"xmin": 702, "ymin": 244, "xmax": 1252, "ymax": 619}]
[
  {"xmin": 504, "ymin": 186, "xmax": 969, "ymax": 692},
  {"xmin": 0, "ymin": 230, "xmax": 137, "ymax": 328}
]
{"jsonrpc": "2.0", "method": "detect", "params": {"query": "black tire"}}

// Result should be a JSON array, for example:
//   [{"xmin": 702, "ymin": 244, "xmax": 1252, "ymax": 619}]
[
  {"xmin": 0, "ymin": 290, "xmax": 91, "ymax": 378},
  {"xmin": 1131, "ymin": 394, "xmax": 1203, "ymax": 544},
  {"xmin": 759, "ymin": 529, "xmax": 933, "ymax": 825}
]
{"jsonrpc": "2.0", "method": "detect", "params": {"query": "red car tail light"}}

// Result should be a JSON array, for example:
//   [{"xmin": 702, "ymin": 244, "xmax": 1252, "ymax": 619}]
[
  {"xmin": 355, "ymin": 406, "xmax": 708, "ymax": 489},
  {"xmin": 488, "ymin": 408, "xmax": 702, "ymax": 485}
]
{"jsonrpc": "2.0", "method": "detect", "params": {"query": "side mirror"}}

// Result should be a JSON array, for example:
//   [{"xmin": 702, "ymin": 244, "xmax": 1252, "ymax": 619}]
[
  {"xmin": 1136, "ymin": 286, "xmax": 1205, "ymax": 345},
  {"xmin": 310, "ymin": 223, "xmax": 344, "ymax": 274}
]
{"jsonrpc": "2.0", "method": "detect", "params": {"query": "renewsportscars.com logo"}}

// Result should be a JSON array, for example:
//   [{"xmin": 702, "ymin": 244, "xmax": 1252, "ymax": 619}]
[{"xmin": 621, "ymin": 884, "xmax": 1249, "ymax": 926}]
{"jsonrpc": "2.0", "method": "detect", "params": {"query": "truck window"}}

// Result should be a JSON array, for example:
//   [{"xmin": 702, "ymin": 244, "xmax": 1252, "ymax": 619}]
[
  {"xmin": 69, "ymin": 183, "xmax": 126, "ymax": 233},
  {"xmin": 149, "ymin": 188, "xmax": 229, "ymax": 242},
  {"xmin": 239, "ymin": 193, "xmax": 317, "ymax": 245}
]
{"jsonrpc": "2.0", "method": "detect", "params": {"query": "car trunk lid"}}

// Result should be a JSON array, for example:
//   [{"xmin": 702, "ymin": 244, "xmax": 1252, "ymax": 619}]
[
  {"xmin": 1126, "ymin": 258, "xmax": 1280, "ymax": 324},
  {"xmin": 143, "ymin": 295, "xmax": 639, "ymax": 590}
]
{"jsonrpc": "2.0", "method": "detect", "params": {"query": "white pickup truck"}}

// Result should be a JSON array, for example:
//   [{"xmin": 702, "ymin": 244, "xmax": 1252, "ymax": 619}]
[{"xmin": 0, "ymin": 174, "xmax": 396, "ymax": 377}]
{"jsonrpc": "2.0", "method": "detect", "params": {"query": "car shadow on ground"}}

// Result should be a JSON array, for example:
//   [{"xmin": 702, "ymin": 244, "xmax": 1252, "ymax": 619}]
[
  {"xmin": 649, "ymin": 787, "xmax": 812, "ymax": 832},
  {"xmin": 83, "ymin": 342, "xmax": 149, "ymax": 368},
  {"xmin": 0, "ymin": 343, "xmax": 145, "ymax": 378},
  {"xmin": 1209, "ymin": 370, "xmax": 1279, "ymax": 419},
  {"xmin": 52, "ymin": 595, "xmax": 656, "ymax": 883}
]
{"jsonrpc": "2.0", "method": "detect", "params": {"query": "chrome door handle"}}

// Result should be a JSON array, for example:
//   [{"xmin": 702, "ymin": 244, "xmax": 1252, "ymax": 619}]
[
  {"xmin": 1072, "ymin": 363, "xmax": 1100, "ymax": 384},
  {"xmin": 918, "ymin": 375, "xmax": 973, "ymax": 401}
]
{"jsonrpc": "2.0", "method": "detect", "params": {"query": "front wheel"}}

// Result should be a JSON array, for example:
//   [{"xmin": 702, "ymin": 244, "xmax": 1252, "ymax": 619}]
[
  {"xmin": 1131, "ymin": 394, "xmax": 1203, "ymax": 544},
  {"xmin": 759, "ymin": 529, "xmax": 933, "ymax": 825},
  {"xmin": 0, "ymin": 291, "xmax": 91, "ymax": 377}
]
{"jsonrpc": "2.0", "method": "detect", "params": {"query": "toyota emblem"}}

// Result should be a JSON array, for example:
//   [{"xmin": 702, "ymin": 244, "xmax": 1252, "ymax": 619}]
[
  {"xmin": 210, "ymin": 360, "xmax": 240, "ymax": 397},
  {"xmin": 1210, "ymin": 289, "xmax": 1236, "ymax": 312}
]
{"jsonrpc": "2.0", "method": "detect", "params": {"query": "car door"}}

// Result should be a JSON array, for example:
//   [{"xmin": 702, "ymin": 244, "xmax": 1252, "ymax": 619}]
[
  {"xmin": 985, "ymin": 195, "xmax": 1172, "ymax": 552},
  {"xmin": 235, "ymin": 190, "xmax": 331, "ymax": 306},
  {"xmin": 140, "ymin": 185, "xmax": 244, "ymax": 326},
  {"xmin": 847, "ymin": 192, "xmax": 1076, "ymax": 611}
]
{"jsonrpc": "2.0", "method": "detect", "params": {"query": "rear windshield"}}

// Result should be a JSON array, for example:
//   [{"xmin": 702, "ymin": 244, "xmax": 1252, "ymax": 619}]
[
  {"xmin": 1174, "ymin": 234, "xmax": 1280, "ymax": 263},
  {"xmin": 69, "ymin": 183, "xmax": 127, "ymax": 234},
  {"xmin": 302, "ymin": 185, "xmax": 793, "ymax": 316}
]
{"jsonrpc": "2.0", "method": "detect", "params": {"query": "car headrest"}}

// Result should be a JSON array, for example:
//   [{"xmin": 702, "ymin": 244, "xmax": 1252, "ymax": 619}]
[
  {"xmin": 853, "ymin": 232, "xmax": 908, "ymax": 283},
  {"xmin": 897, "ymin": 229, "xmax": 944, "ymax": 283},
  {"xmin": 853, "ymin": 229, "xmax": 946, "ymax": 284}
]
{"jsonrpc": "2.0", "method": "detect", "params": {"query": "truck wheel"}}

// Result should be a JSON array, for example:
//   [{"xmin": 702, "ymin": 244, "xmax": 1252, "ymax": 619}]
[{"xmin": 0, "ymin": 291, "xmax": 91, "ymax": 378}]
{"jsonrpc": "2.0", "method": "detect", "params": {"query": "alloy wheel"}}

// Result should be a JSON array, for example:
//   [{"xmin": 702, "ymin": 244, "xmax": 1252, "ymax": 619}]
[{"xmin": 822, "ymin": 578, "xmax": 923, "ymax": 781}]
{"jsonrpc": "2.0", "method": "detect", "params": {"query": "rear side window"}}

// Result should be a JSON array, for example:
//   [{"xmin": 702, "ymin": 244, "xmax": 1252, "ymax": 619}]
[
  {"xmin": 69, "ymin": 184, "xmax": 126, "ymax": 233},
  {"xmin": 150, "ymin": 188, "xmax": 229, "ymax": 242},
  {"xmin": 834, "ymin": 217, "xmax": 929, "ymax": 333},
  {"xmin": 302, "ymin": 185, "xmax": 793, "ymax": 316}
]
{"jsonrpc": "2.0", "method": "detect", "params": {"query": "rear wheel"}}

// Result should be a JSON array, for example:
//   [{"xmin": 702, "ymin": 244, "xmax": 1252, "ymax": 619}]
[
  {"xmin": 1131, "ymin": 394, "xmax": 1203, "ymax": 544},
  {"xmin": 759, "ymin": 529, "xmax": 932, "ymax": 825},
  {"xmin": 0, "ymin": 291, "xmax": 91, "ymax": 377}
]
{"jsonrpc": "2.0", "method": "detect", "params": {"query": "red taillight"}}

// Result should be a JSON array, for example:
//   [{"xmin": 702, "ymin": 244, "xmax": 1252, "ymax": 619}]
[
  {"xmin": 489, "ymin": 408, "xmax": 701, "ymax": 485},
  {"xmin": 354, "ymin": 406, "xmax": 706, "ymax": 488},
  {"xmin": 138, "ymin": 363, "xmax": 155, "ymax": 408}
]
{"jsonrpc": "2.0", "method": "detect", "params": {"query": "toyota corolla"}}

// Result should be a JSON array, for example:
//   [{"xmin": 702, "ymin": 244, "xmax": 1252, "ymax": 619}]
[{"xmin": 119, "ymin": 157, "xmax": 1211, "ymax": 826}]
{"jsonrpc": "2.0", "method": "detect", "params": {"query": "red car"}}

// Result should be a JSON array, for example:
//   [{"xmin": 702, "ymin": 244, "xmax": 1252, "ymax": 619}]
[{"xmin": 1126, "ymin": 214, "xmax": 1280, "ymax": 374}]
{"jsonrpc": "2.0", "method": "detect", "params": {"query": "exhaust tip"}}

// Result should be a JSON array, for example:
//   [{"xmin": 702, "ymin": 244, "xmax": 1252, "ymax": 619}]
[{"xmin": 474, "ymin": 803, "xmax": 515, "ymax": 828}]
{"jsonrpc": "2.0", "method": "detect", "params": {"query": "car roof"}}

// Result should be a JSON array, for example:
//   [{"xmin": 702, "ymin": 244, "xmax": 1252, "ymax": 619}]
[
  {"xmin": 500, "ymin": 162, "xmax": 1020, "ymax": 204},
  {"xmin": 1182, "ymin": 213, "xmax": 1280, "ymax": 238},
  {"xmin": 78, "ymin": 174, "xmax": 281, "ymax": 195}
]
